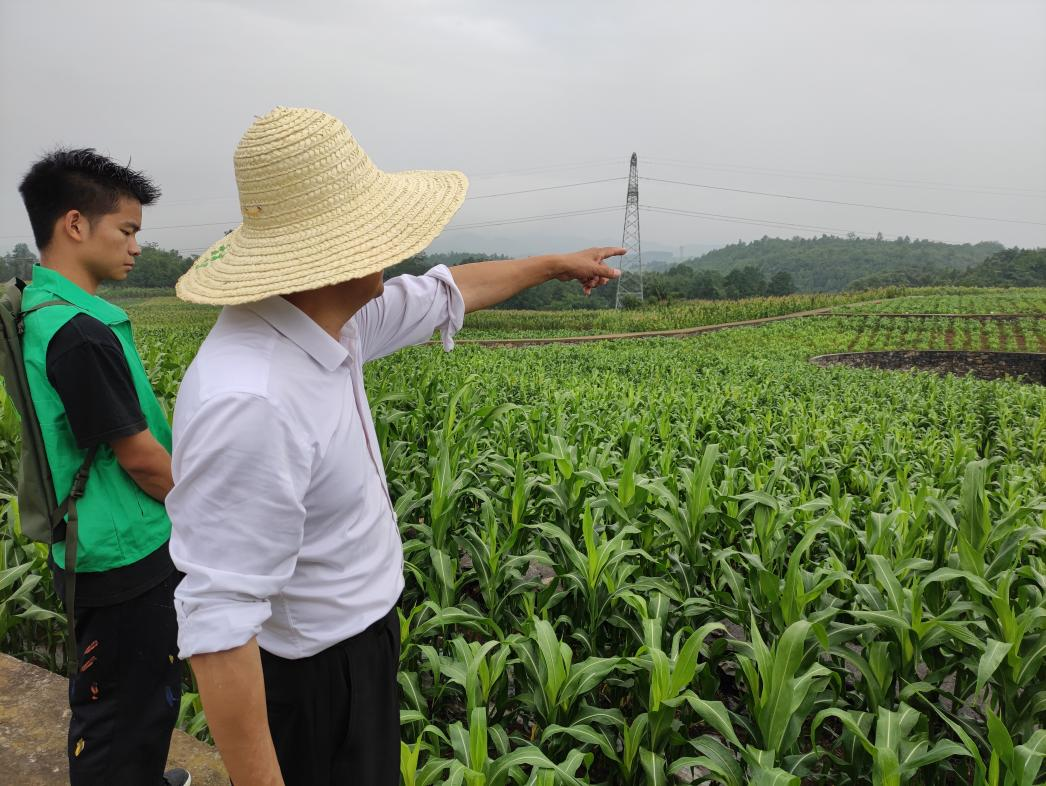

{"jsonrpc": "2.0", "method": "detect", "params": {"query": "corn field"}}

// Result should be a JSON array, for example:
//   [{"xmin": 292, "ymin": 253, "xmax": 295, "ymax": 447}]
[
  {"xmin": 833, "ymin": 290, "xmax": 1046, "ymax": 316},
  {"xmin": 1, "ymin": 295, "xmax": 1044, "ymax": 784}
]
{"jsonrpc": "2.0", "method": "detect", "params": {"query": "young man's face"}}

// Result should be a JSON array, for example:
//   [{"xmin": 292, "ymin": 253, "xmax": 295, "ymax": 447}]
[{"xmin": 80, "ymin": 196, "xmax": 143, "ymax": 283}]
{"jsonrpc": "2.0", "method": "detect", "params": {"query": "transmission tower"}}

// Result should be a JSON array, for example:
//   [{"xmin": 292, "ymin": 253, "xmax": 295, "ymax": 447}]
[{"xmin": 614, "ymin": 153, "xmax": 643, "ymax": 308}]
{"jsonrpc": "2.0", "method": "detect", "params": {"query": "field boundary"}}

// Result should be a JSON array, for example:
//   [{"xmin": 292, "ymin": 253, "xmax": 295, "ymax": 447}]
[
  {"xmin": 827, "ymin": 312, "xmax": 1046, "ymax": 320},
  {"xmin": 434, "ymin": 298, "xmax": 1046, "ymax": 348},
  {"xmin": 451, "ymin": 305, "xmax": 842, "ymax": 347}
]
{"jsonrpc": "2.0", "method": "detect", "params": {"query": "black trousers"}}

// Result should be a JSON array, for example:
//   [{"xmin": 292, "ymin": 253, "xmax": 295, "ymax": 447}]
[
  {"xmin": 64, "ymin": 571, "xmax": 182, "ymax": 785},
  {"xmin": 259, "ymin": 605, "xmax": 401, "ymax": 786}
]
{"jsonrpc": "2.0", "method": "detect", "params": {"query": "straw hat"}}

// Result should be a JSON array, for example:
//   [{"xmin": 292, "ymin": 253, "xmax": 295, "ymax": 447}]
[{"xmin": 175, "ymin": 107, "xmax": 468, "ymax": 305}]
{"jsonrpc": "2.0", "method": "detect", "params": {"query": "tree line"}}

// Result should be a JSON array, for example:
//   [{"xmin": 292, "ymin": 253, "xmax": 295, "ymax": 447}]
[
  {"xmin": 0, "ymin": 242, "xmax": 195, "ymax": 289},
  {"xmin": 3, "ymin": 236, "xmax": 1042, "ymax": 310},
  {"xmin": 682, "ymin": 234, "xmax": 1006, "ymax": 292},
  {"xmin": 846, "ymin": 246, "xmax": 1046, "ymax": 290}
]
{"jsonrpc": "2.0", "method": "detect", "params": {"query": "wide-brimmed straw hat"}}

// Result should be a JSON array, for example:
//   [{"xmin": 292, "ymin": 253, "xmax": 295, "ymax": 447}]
[{"xmin": 175, "ymin": 106, "xmax": 468, "ymax": 305}]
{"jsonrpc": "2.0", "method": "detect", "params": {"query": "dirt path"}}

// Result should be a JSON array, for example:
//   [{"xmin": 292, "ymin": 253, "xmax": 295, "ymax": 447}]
[
  {"xmin": 444, "ymin": 303, "xmax": 1046, "ymax": 350},
  {"xmin": 453, "ymin": 305, "xmax": 847, "ymax": 348},
  {"xmin": 836, "ymin": 312, "xmax": 1045, "ymax": 320},
  {"xmin": 0, "ymin": 654, "xmax": 227, "ymax": 785}
]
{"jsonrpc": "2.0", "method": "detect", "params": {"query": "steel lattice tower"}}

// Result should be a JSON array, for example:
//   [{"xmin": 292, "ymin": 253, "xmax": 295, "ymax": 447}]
[{"xmin": 614, "ymin": 153, "xmax": 643, "ymax": 308}]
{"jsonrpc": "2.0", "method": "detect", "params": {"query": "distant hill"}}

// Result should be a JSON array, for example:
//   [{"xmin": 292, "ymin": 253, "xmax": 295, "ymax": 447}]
[
  {"xmin": 848, "ymin": 246, "xmax": 1046, "ymax": 290},
  {"xmin": 960, "ymin": 247, "xmax": 1046, "ymax": 287},
  {"xmin": 683, "ymin": 235, "xmax": 1005, "ymax": 292}
]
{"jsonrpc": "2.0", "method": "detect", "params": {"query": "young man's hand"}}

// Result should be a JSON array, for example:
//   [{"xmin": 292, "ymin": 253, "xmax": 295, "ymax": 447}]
[{"xmin": 553, "ymin": 247, "xmax": 626, "ymax": 295}]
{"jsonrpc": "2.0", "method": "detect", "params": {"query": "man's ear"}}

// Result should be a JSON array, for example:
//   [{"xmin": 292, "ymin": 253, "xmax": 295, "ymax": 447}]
[{"xmin": 59, "ymin": 209, "xmax": 90, "ymax": 244}]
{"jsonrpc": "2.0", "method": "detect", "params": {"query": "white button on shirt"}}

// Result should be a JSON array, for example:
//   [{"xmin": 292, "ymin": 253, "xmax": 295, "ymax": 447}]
[{"xmin": 167, "ymin": 266, "xmax": 464, "ymax": 660}]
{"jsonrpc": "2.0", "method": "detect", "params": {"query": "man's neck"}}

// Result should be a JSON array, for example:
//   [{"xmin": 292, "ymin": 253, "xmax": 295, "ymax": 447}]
[
  {"xmin": 38, "ymin": 255, "xmax": 100, "ymax": 295},
  {"xmin": 282, "ymin": 281, "xmax": 373, "ymax": 341}
]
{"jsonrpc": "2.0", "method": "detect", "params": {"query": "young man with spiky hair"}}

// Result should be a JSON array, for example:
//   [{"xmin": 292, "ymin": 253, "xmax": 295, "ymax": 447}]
[{"xmin": 17, "ymin": 149, "xmax": 190, "ymax": 785}]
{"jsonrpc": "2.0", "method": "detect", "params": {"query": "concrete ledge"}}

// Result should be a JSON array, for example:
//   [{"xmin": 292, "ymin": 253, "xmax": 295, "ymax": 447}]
[
  {"xmin": 811, "ymin": 350, "xmax": 1046, "ymax": 384},
  {"xmin": 0, "ymin": 653, "xmax": 227, "ymax": 785}
]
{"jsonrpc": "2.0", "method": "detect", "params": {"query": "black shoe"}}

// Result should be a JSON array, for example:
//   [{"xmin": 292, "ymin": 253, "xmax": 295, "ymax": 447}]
[{"xmin": 163, "ymin": 769, "xmax": 192, "ymax": 786}]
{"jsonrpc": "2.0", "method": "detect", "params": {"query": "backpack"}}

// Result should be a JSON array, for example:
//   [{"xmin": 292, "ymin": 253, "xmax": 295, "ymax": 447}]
[{"xmin": 1, "ymin": 277, "xmax": 97, "ymax": 671}]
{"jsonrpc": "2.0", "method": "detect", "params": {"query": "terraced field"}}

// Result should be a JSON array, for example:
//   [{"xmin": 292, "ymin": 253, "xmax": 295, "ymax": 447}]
[
  {"xmin": 832, "ymin": 289, "xmax": 1046, "ymax": 316},
  {"xmin": 838, "ymin": 316, "xmax": 1046, "ymax": 353}
]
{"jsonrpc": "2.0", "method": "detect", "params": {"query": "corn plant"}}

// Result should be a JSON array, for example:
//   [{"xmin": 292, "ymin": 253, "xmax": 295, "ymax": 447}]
[{"xmin": 2, "ymin": 292, "xmax": 1045, "ymax": 785}]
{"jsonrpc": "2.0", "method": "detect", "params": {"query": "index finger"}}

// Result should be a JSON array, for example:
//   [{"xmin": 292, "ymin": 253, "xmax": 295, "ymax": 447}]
[{"xmin": 598, "ymin": 247, "xmax": 627, "ymax": 260}]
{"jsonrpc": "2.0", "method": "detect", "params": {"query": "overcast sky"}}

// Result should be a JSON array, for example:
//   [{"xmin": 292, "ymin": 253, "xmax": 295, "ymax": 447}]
[{"xmin": 2, "ymin": 0, "xmax": 1044, "ymax": 260}]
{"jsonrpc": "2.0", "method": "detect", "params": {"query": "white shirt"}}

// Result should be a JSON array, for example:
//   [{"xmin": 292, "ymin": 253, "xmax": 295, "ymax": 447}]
[{"xmin": 167, "ymin": 266, "xmax": 464, "ymax": 659}]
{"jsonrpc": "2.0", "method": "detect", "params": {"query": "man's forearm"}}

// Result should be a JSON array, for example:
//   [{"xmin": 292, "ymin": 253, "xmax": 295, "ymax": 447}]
[
  {"xmin": 191, "ymin": 638, "xmax": 284, "ymax": 786},
  {"xmin": 111, "ymin": 430, "xmax": 174, "ymax": 501},
  {"xmin": 449, "ymin": 255, "xmax": 562, "ymax": 313},
  {"xmin": 126, "ymin": 465, "xmax": 173, "ymax": 502}
]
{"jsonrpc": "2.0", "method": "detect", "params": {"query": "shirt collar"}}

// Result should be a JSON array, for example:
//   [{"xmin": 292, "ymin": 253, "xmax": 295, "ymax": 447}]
[
  {"xmin": 243, "ymin": 296, "xmax": 350, "ymax": 372},
  {"xmin": 28, "ymin": 265, "xmax": 129, "ymax": 325}
]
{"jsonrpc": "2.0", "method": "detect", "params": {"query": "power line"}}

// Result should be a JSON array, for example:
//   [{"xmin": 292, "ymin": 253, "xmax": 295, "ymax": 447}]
[
  {"xmin": 4, "ymin": 165, "xmax": 1044, "ymax": 245},
  {"xmin": 464, "ymin": 177, "xmax": 624, "ymax": 200},
  {"xmin": 157, "ymin": 173, "xmax": 629, "ymax": 208},
  {"xmin": 0, "ymin": 178, "xmax": 630, "ymax": 240},
  {"xmin": 643, "ymin": 156, "xmax": 1046, "ymax": 198},
  {"xmin": 644, "ymin": 205, "xmax": 881, "ymax": 237},
  {"xmin": 150, "ymin": 202, "xmax": 623, "ymax": 236},
  {"xmin": 442, "ymin": 206, "xmax": 620, "ymax": 232},
  {"xmin": 0, "ymin": 219, "xmax": 235, "ymax": 239},
  {"xmin": 467, "ymin": 157, "xmax": 623, "ymax": 179},
  {"xmin": 0, "ymin": 203, "xmax": 943, "ymax": 253},
  {"xmin": 115, "ymin": 200, "xmax": 889, "ymax": 244},
  {"xmin": 641, "ymin": 176, "xmax": 1046, "ymax": 226},
  {"xmin": 131, "ymin": 159, "xmax": 630, "ymax": 208}
]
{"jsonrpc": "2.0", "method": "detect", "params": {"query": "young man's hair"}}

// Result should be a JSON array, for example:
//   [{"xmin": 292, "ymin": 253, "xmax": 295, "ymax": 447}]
[{"xmin": 18, "ymin": 148, "xmax": 161, "ymax": 250}]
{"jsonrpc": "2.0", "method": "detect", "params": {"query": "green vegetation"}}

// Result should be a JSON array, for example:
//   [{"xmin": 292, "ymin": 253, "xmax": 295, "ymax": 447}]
[
  {"xmin": 834, "ymin": 315, "xmax": 1046, "ymax": 353},
  {"xmin": 0, "ymin": 243, "xmax": 195, "ymax": 290},
  {"xmin": 120, "ymin": 290, "xmax": 889, "ymax": 344},
  {"xmin": 453, "ymin": 291, "xmax": 892, "ymax": 340},
  {"xmin": 833, "ymin": 289, "xmax": 1046, "ymax": 316},
  {"xmin": 2, "ymin": 288, "xmax": 1044, "ymax": 784},
  {"xmin": 6, "ymin": 237, "xmax": 1042, "ymax": 314},
  {"xmin": 848, "ymin": 249, "xmax": 1046, "ymax": 291},
  {"xmin": 121, "ymin": 288, "xmax": 1046, "ymax": 345},
  {"xmin": 681, "ymin": 236, "xmax": 1005, "ymax": 293}
]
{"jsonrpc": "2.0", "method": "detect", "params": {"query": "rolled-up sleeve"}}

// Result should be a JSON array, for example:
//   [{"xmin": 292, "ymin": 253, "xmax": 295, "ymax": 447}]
[
  {"xmin": 356, "ymin": 264, "xmax": 465, "ymax": 362},
  {"xmin": 167, "ymin": 393, "xmax": 311, "ymax": 659}
]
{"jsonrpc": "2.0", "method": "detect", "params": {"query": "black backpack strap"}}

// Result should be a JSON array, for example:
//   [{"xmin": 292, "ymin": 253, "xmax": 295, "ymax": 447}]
[{"xmin": 54, "ymin": 445, "xmax": 98, "ymax": 675}]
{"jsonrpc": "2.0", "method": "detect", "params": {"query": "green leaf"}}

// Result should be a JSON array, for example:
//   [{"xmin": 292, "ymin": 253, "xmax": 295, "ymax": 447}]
[
  {"xmin": 639, "ymin": 748, "xmax": 667, "ymax": 786},
  {"xmin": 684, "ymin": 694, "xmax": 743, "ymax": 748},
  {"xmin": 976, "ymin": 638, "xmax": 1013, "ymax": 695},
  {"xmin": 468, "ymin": 706, "xmax": 488, "ymax": 773},
  {"xmin": 668, "ymin": 622, "xmax": 725, "ymax": 697}
]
